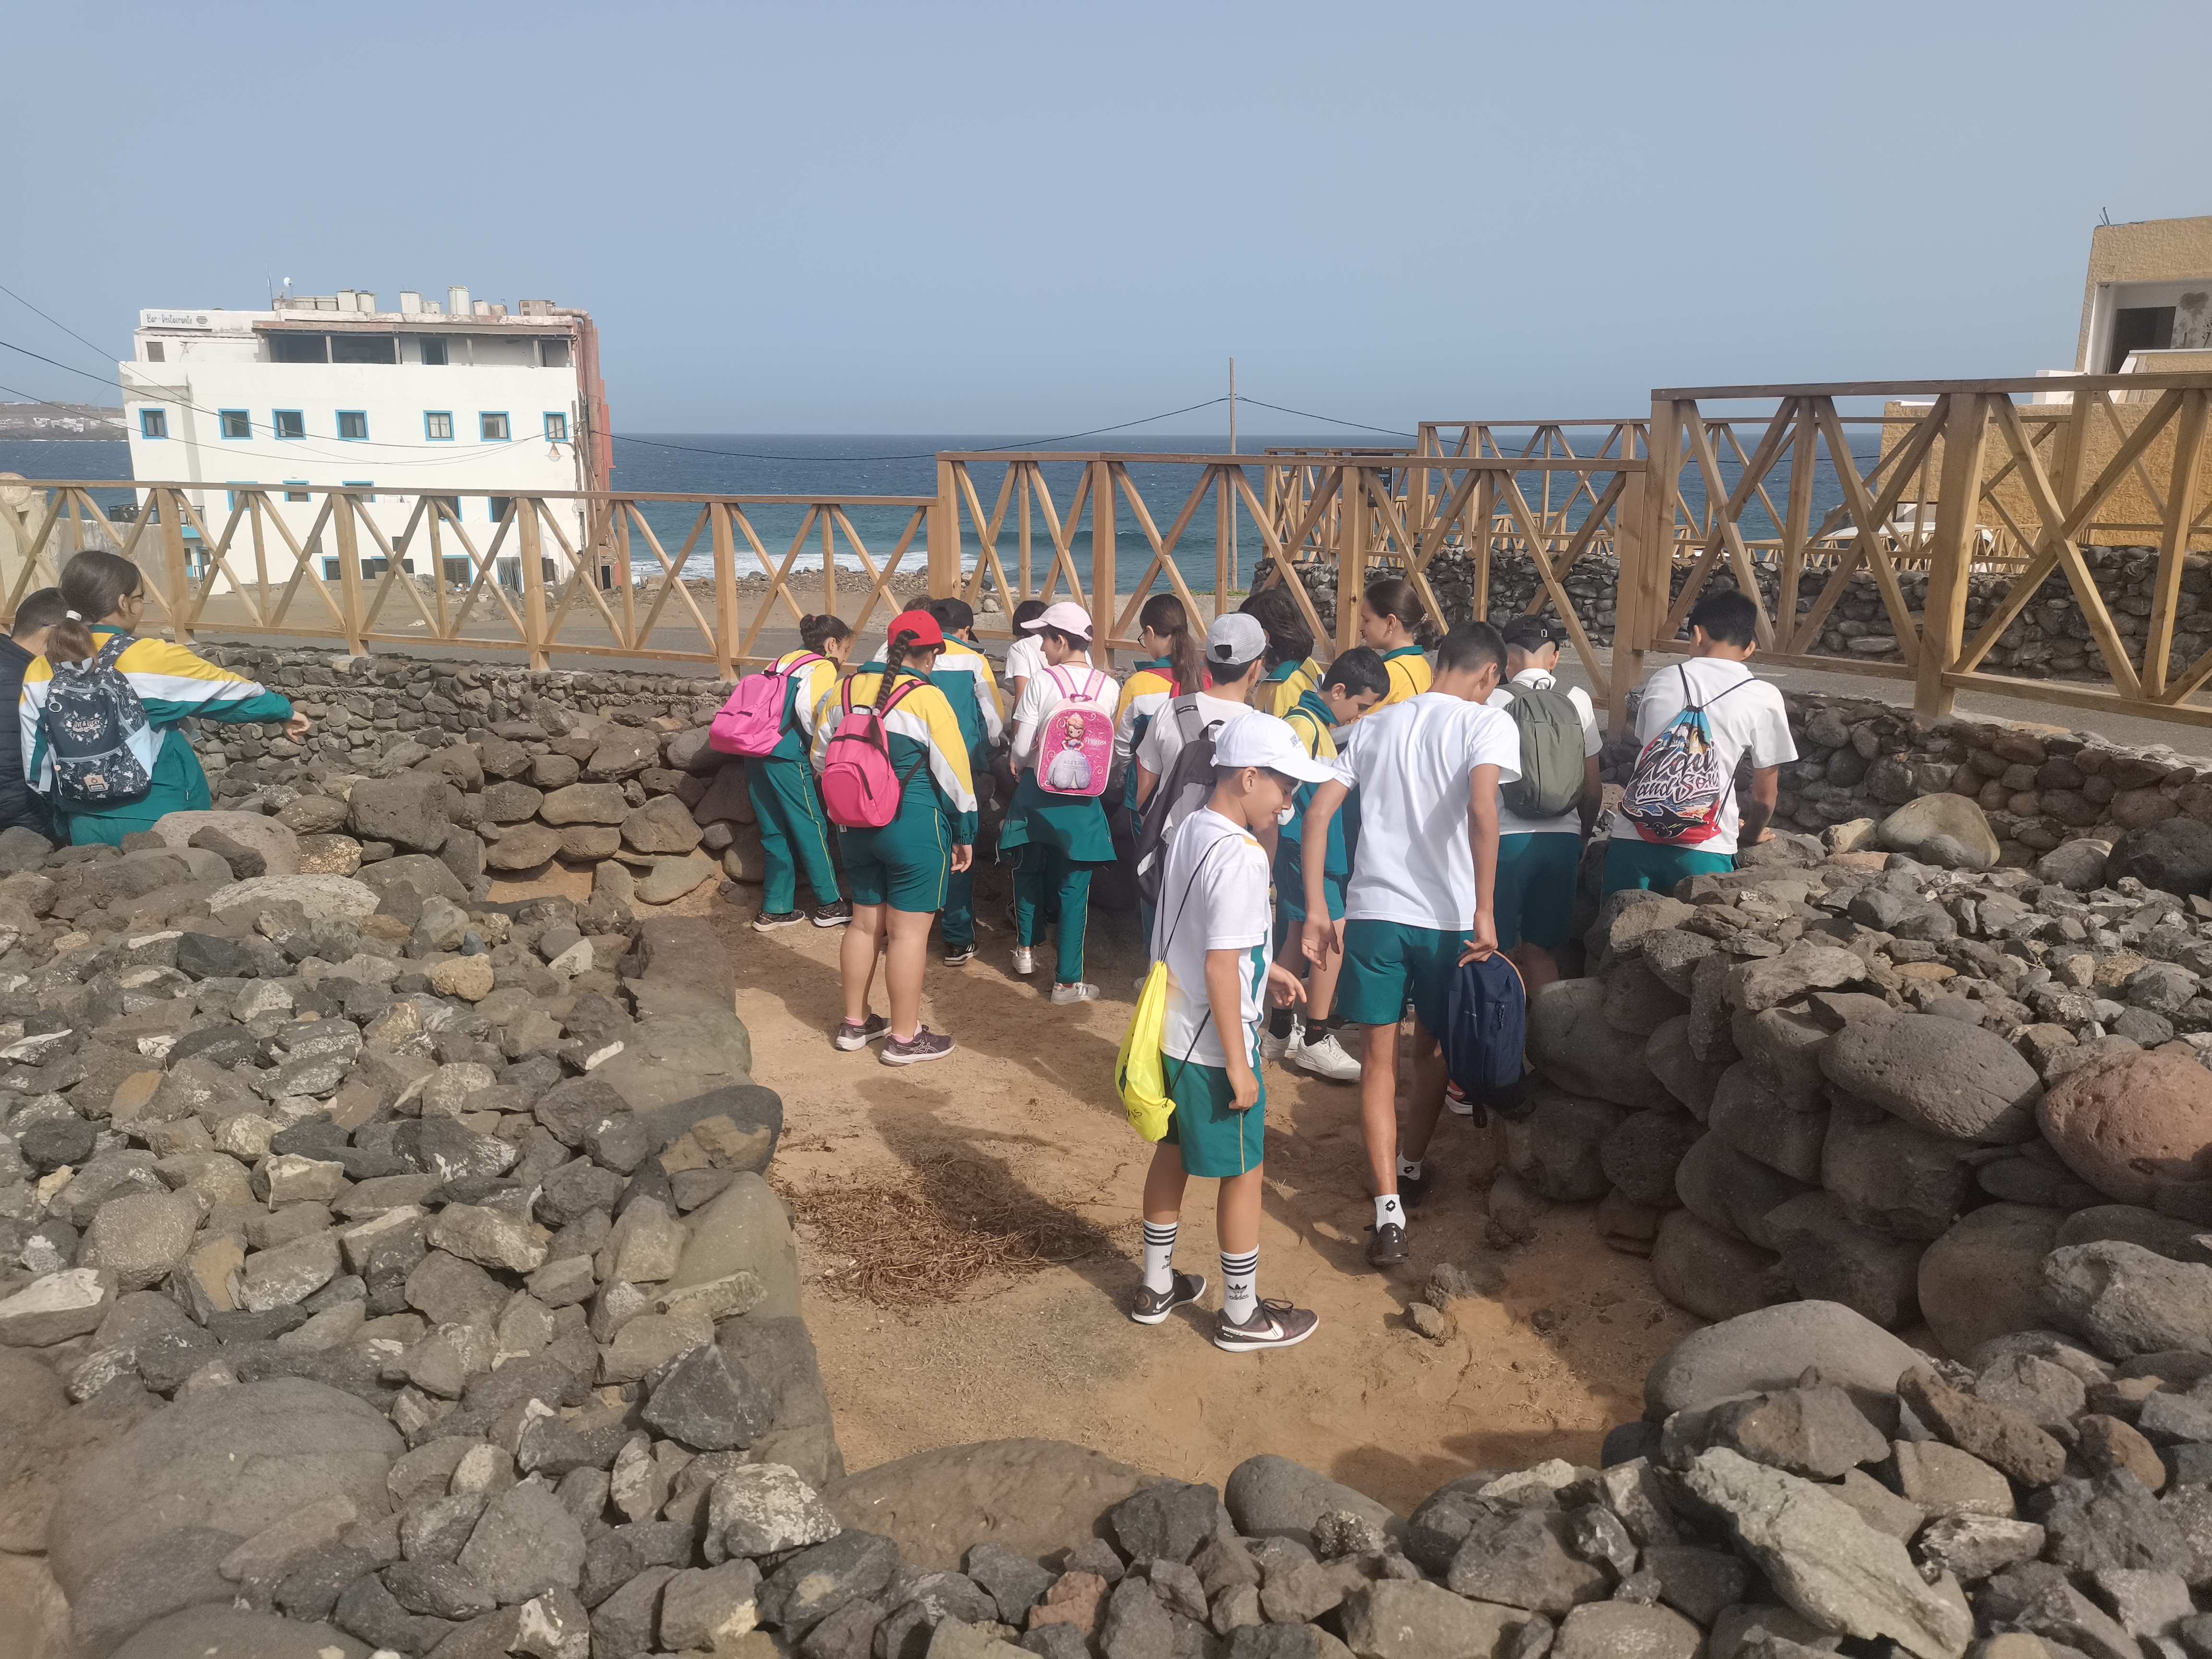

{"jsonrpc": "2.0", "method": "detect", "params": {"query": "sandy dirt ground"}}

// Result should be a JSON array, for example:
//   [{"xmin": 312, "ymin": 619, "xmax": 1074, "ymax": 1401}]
[{"xmin": 674, "ymin": 867, "xmax": 1699, "ymax": 1516}]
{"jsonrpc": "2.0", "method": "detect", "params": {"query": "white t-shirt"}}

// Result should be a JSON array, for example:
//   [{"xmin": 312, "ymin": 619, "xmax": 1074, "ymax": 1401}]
[
  {"xmin": 1135, "ymin": 691, "xmax": 1253, "ymax": 783},
  {"xmin": 1002, "ymin": 636, "xmax": 1046, "ymax": 698},
  {"xmin": 1627, "ymin": 658, "xmax": 1797, "ymax": 856},
  {"xmin": 1007, "ymin": 659, "xmax": 1112, "ymax": 773},
  {"xmin": 1153, "ymin": 807, "xmax": 1272, "ymax": 1070},
  {"xmin": 1485, "ymin": 668, "xmax": 1603, "ymax": 837},
  {"xmin": 1339, "ymin": 693, "xmax": 1524, "ymax": 932}
]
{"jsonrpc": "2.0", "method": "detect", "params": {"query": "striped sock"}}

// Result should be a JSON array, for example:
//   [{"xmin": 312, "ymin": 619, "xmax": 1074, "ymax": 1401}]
[
  {"xmin": 1222, "ymin": 1250, "xmax": 1259, "ymax": 1325},
  {"xmin": 1142, "ymin": 1221, "xmax": 1178, "ymax": 1294}
]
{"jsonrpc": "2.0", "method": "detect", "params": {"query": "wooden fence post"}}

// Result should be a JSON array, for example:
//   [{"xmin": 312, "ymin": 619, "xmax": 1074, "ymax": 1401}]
[
  {"xmin": 1917, "ymin": 394, "xmax": 1992, "ymax": 717},
  {"xmin": 1338, "ymin": 467, "xmax": 1366, "ymax": 655},
  {"xmin": 156, "ymin": 487, "xmax": 194, "ymax": 645},
  {"xmin": 930, "ymin": 459, "xmax": 961, "ymax": 601},
  {"xmin": 517, "ymin": 499, "xmax": 549, "ymax": 671},
  {"xmin": 709, "ymin": 501, "xmax": 738, "ymax": 682},
  {"xmin": 330, "ymin": 490, "xmax": 366, "ymax": 656},
  {"xmin": 1090, "ymin": 459, "xmax": 1117, "ymax": 665}
]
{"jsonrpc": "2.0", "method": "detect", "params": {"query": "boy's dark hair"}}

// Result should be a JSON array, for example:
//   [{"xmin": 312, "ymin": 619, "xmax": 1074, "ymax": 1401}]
[
  {"xmin": 1498, "ymin": 614, "xmax": 1563, "ymax": 656},
  {"xmin": 1040, "ymin": 624, "xmax": 1091, "ymax": 651},
  {"xmin": 1212, "ymin": 762, "xmax": 1299, "ymax": 791},
  {"xmin": 1239, "ymin": 586, "xmax": 1314, "ymax": 671},
  {"xmin": 1321, "ymin": 646, "xmax": 1389, "ymax": 699},
  {"xmin": 1687, "ymin": 588, "xmax": 1761, "ymax": 647},
  {"xmin": 11, "ymin": 589, "xmax": 68, "ymax": 639},
  {"xmin": 926, "ymin": 597, "xmax": 975, "ymax": 636},
  {"xmin": 1010, "ymin": 599, "xmax": 1047, "ymax": 630},
  {"xmin": 1436, "ymin": 620, "xmax": 1507, "ymax": 680}
]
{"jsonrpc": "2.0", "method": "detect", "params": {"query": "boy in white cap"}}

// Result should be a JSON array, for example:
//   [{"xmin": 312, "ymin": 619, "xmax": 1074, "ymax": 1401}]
[
  {"xmin": 1133, "ymin": 611, "xmax": 1269, "ymax": 807},
  {"xmin": 1132, "ymin": 713, "xmax": 1331, "ymax": 1351}
]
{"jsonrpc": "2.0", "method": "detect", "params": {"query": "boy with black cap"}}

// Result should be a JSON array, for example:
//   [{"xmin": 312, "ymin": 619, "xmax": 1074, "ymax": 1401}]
[
  {"xmin": 1132, "ymin": 711, "xmax": 1330, "ymax": 1351},
  {"xmin": 1485, "ymin": 616, "xmax": 1602, "ymax": 992}
]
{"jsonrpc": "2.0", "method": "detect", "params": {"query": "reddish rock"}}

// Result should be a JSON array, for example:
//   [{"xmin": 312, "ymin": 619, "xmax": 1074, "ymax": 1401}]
[
  {"xmin": 2075, "ymin": 1413, "xmax": 2165, "ymax": 1491},
  {"xmin": 2038, "ymin": 1047, "xmax": 2212, "ymax": 1206},
  {"xmin": 1029, "ymin": 1572, "xmax": 1108, "ymax": 1635}
]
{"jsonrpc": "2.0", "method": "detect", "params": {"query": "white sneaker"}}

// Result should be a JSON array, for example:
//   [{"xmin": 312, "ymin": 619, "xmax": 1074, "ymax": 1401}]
[
  {"xmin": 1259, "ymin": 1020, "xmax": 1301, "ymax": 1063},
  {"xmin": 1445, "ymin": 1080, "xmax": 1474, "ymax": 1117},
  {"xmin": 1011, "ymin": 947, "xmax": 1036, "ymax": 976},
  {"xmin": 1290, "ymin": 1031, "xmax": 1362, "ymax": 1082},
  {"xmin": 1050, "ymin": 982, "xmax": 1100, "ymax": 1004}
]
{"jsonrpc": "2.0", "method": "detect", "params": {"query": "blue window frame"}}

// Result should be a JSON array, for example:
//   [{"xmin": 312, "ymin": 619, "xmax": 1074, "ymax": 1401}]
[
  {"xmin": 218, "ymin": 410, "xmax": 251, "ymax": 440},
  {"xmin": 488, "ymin": 496, "xmax": 513, "ymax": 524},
  {"xmin": 274, "ymin": 410, "xmax": 305, "ymax": 440},
  {"xmin": 283, "ymin": 481, "xmax": 310, "ymax": 502},
  {"xmin": 542, "ymin": 411, "xmax": 568, "ymax": 442},
  {"xmin": 479, "ymin": 411, "xmax": 510, "ymax": 442},
  {"xmin": 139, "ymin": 409, "xmax": 168, "ymax": 439},
  {"xmin": 424, "ymin": 411, "xmax": 454, "ymax": 441},
  {"xmin": 337, "ymin": 410, "xmax": 369, "ymax": 441},
  {"xmin": 342, "ymin": 480, "xmax": 375, "ymax": 503}
]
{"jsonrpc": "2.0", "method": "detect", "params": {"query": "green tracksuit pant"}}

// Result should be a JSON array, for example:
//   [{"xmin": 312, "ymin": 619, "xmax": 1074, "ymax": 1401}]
[
  {"xmin": 1014, "ymin": 845, "xmax": 1093, "ymax": 984},
  {"xmin": 746, "ymin": 756, "xmax": 842, "ymax": 914}
]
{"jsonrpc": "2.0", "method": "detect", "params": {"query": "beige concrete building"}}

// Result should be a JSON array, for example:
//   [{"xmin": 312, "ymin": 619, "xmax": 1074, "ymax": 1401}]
[{"xmin": 2076, "ymin": 214, "xmax": 2212, "ymax": 373}]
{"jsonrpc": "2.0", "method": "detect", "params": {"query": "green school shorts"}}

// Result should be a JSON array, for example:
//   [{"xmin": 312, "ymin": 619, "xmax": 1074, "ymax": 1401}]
[
  {"xmin": 1599, "ymin": 835, "xmax": 1735, "ymax": 901},
  {"xmin": 837, "ymin": 815, "xmax": 950, "ymax": 913},
  {"xmin": 1336, "ymin": 918, "xmax": 1468, "ymax": 1036},
  {"xmin": 1163, "ymin": 1055, "xmax": 1267, "ymax": 1178},
  {"xmin": 1494, "ymin": 832, "xmax": 1582, "ymax": 951}
]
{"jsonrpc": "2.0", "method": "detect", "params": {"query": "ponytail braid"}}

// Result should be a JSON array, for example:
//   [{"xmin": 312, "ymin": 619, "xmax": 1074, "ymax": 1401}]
[{"xmin": 876, "ymin": 629, "xmax": 920, "ymax": 710}]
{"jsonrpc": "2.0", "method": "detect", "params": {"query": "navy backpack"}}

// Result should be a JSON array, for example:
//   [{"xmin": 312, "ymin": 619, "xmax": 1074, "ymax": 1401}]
[{"xmin": 1442, "ymin": 953, "xmax": 1532, "ymax": 1122}]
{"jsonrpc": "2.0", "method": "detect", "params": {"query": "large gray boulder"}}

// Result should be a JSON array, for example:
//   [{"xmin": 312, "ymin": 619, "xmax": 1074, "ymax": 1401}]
[
  {"xmin": 2107, "ymin": 817, "xmax": 2212, "ymax": 896},
  {"xmin": 823, "ymin": 1439, "xmax": 1159, "ymax": 1572},
  {"xmin": 1917, "ymin": 1204, "xmax": 2067, "ymax": 1361},
  {"xmin": 1819, "ymin": 1014, "xmax": 2041, "ymax": 1142},
  {"xmin": 1526, "ymin": 979, "xmax": 1672, "ymax": 1110},
  {"xmin": 1499, "ymin": 1088, "xmax": 1628, "ymax": 1202},
  {"xmin": 1643, "ymin": 1301, "xmax": 1924, "ymax": 1422},
  {"xmin": 48, "ymin": 1378, "xmax": 401, "ymax": 1603},
  {"xmin": 1649, "ymin": 1210, "xmax": 1779, "ymax": 1323},
  {"xmin": 2041, "ymin": 1239, "xmax": 2212, "ymax": 1359},
  {"xmin": 1222, "ymin": 1455, "xmax": 1403, "ymax": 1547},
  {"xmin": 111, "ymin": 1607, "xmax": 369, "ymax": 1659},
  {"xmin": 1683, "ymin": 1448, "xmax": 1973, "ymax": 1657}
]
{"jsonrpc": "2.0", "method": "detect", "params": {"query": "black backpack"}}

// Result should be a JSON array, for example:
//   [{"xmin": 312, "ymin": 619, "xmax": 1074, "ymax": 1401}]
[
  {"xmin": 40, "ymin": 633, "xmax": 152, "ymax": 810},
  {"xmin": 1132, "ymin": 696, "xmax": 1228, "ymax": 910}
]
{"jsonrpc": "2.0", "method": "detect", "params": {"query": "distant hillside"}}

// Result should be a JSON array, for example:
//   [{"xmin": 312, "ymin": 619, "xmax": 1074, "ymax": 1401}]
[{"xmin": 0, "ymin": 401, "xmax": 124, "ymax": 439}]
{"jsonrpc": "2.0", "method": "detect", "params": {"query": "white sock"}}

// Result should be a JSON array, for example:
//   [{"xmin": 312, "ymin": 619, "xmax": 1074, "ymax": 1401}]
[
  {"xmin": 1142, "ymin": 1221, "xmax": 1178, "ymax": 1295},
  {"xmin": 1375, "ymin": 1194, "xmax": 1405, "ymax": 1230},
  {"xmin": 1222, "ymin": 1249, "xmax": 1259, "ymax": 1325},
  {"xmin": 1397, "ymin": 1154, "xmax": 1424, "ymax": 1183}
]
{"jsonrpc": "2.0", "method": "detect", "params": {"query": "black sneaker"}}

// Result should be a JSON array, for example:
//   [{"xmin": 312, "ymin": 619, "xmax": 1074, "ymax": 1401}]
[
  {"xmin": 1214, "ymin": 1298, "xmax": 1321, "ymax": 1353},
  {"xmin": 881, "ymin": 1025, "xmax": 955, "ymax": 1066},
  {"xmin": 1366, "ymin": 1221, "xmax": 1409, "ymax": 1267},
  {"xmin": 1399, "ymin": 1170, "xmax": 1432, "ymax": 1212},
  {"xmin": 812, "ymin": 901, "xmax": 854, "ymax": 928},
  {"xmin": 1129, "ymin": 1271, "xmax": 1207, "ymax": 1325},
  {"xmin": 753, "ymin": 910, "xmax": 805, "ymax": 932},
  {"xmin": 942, "ymin": 943, "xmax": 978, "ymax": 966}
]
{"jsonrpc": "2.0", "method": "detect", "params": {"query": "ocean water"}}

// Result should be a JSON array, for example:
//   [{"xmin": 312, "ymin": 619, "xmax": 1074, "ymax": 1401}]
[{"xmin": 0, "ymin": 427, "xmax": 1886, "ymax": 598}]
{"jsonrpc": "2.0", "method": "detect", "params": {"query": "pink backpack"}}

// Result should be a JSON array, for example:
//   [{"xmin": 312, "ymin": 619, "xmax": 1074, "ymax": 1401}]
[
  {"xmin": 820, "ymin": 676, "xmax": 929, "ymax": 828},
  {"xmin": 1035, "ymin": 666, "xmax": 1115, "ymax": 798},
  {"xmin": 709, "ymin": 651, "xmax": 823, "ymax": 757}
]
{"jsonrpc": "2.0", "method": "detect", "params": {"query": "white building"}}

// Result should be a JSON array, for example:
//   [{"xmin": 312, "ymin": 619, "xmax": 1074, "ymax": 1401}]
[{"xmin": 119, "ymin": 286, "xmax": 612, "ymax": 590}]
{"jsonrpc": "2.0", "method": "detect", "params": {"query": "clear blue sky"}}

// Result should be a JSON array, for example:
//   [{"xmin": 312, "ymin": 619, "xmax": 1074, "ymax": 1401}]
[{"xmin": 7, "ymin": 0, "xmax": 2205, "ymax": 434}]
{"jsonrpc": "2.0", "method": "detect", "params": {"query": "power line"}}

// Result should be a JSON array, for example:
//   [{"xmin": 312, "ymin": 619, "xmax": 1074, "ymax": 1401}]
[
  {"xmin": 0, "ymin": 280, "xmax": 120, "ymax": 368},
  {"xmin": 1233, "ymin": 397, "xmax": 1416, "ymax": 438},
  {"xmin": 606, "ymin": 398, "xmax": 1240, "ymax": 463}
]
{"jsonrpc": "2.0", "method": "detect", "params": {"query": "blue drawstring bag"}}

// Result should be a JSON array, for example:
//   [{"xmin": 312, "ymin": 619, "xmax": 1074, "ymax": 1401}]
[{"xmin": 1442, "ymin": 953, "xmax": 1532, "ymax": 1123}]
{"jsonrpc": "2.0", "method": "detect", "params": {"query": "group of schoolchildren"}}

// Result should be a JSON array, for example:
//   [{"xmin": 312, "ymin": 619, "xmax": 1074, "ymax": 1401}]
[{"xmin": 728, "ymin": 576, "xmax": 1793, "ymax": 1354}]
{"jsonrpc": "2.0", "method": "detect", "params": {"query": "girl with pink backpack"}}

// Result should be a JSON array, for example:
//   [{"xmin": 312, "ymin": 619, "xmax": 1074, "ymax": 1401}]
[
  {"xmin": 721, "ymin": 614, "xmax": 852, "ymax": 932},
  {"xmin": 808, "ymin": 610, "xmax": 977, "ymax": 1066},
  {"xmin": 1000, "ymin": 601, "xmax": 1117, "ymax": 1005}
]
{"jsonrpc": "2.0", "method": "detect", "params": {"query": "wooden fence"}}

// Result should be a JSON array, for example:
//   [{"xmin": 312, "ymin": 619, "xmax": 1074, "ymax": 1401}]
[{"xmin": 1620, "ymin": 374, "xmax": 2212, "ymax": 728}]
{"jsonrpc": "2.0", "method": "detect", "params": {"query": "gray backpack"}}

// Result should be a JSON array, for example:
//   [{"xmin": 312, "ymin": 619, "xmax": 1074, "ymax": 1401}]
[
  {"xmin": 1499, "ymin": 681, "xmax": 1586, "ymax": 819},
  {"xmin": 41, "ymin": 633, "xmax": 152, "ymax": 810}
]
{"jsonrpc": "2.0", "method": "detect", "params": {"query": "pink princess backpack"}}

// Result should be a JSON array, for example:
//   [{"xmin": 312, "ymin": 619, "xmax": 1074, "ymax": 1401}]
[
  {"xmin": 709, "ymin": 651, "xmax": 823, "ymax": 757},
  {"xmin": 1036, "ymin": 666, "xmax": 1115, "ymax": 797}
]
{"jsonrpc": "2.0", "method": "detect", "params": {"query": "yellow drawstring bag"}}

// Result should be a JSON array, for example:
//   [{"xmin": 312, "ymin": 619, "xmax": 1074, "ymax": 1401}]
[
  {"xmin": 1116, "ymin": 961, "xmax": 1174, "ymax": 1141},
  {"xmin": 1115, "ymin": 837, "xmax": 1229, "ymax": 1142}
]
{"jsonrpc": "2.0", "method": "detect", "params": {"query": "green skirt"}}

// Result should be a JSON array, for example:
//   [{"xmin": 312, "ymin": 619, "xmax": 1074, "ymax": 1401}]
[{"xmin": 996, "ymin": 769, "xmax": 1114, "ymax": 863}]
